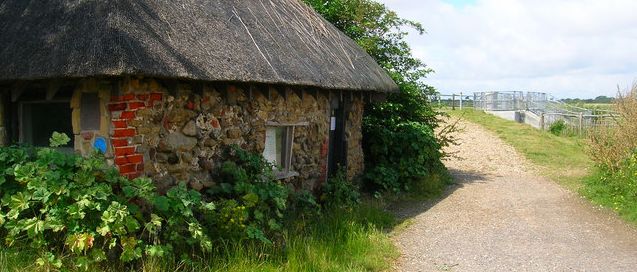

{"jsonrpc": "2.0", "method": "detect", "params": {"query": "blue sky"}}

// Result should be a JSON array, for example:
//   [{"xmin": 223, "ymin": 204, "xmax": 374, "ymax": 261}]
[{"xmin": 377, "ymin": 0, "xmax": 637, "ymax": 99}]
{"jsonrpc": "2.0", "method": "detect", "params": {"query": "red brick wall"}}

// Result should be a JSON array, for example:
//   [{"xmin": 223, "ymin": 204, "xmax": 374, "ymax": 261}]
[{"xmin": 108, "ymin": 92, "xmax": 163, "ymax": 179}]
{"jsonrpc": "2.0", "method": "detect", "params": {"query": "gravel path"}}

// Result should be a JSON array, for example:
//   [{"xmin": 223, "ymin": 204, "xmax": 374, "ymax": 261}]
[{"xmin": 392, "ymin": 120, "xmax": 637, "ymax": 272}]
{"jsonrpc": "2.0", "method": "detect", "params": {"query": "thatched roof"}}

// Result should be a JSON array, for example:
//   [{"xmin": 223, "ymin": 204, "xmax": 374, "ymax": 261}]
[{"xmin": 0, "ymin": 0, "xmax": 398, "ymax": 92}]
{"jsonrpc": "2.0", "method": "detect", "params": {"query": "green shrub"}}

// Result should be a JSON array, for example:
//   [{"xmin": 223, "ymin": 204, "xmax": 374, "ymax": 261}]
[
  {"xmin": 549, "ymin": 119, "xmax": 567, "ymax": 136},
  {"xmin": 0, "ymin": 136, "xmax": 294, "ymax": 270},
  {"xmin": 320, "ymin": 170, "xmax": 361, "ymax": 209},
  {"xmin": 204, "ymin": 146, "xmax": 290, "ymax": 244},
  {"xmin": 0, "ymin": 134, "xmax": 214, "ymax": 270},
  {"xmin": 363, "ymin": 121, "xmax": 446, "ymax": 195},
  {"xmin": 0, "ymin": 133, "xmax": 409, "ymax": 270}
]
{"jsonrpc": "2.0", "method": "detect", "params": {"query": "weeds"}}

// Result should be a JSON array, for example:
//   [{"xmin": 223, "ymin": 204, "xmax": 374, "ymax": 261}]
[
  {"xmin": 584, "ymin": 84, "xmax": 637, "ymax": 223},
  {"xmin": 587, "ymin": 84, "xmax": 637, "ymax": 170}
]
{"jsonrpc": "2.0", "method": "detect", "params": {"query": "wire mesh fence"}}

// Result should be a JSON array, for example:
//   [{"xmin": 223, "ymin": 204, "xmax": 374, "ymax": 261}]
[
  {"xmin": 540, "ymin": 112, "xmax": 616, "ymax": 136},
  {"xmin": 467, "ymin": 91, "xmax": 618, "ymax": 136},
  {"xmin": 432, "ymin": 93, "xmax": 473, "ymax": 109},
  {"xmin": 473, "ymin": 91, "xmax": 525, "ymax": 111}
]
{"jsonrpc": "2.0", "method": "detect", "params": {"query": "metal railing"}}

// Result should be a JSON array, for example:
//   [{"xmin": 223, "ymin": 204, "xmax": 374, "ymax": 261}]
[
  {"xmin": 470, "ymin": 91, "xmax": 617, "ymax": 136},
  {"xmin": 432, "ymin": 93, "xmax": 472, "ymax": 110},
  {"xmin": 539, "ymin": 112, "xmax": 616, "ymax": 135}
]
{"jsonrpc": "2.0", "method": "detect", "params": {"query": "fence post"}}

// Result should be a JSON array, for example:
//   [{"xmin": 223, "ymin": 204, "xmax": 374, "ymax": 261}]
[
  {"xmin": 540, "ymin": 113, "xmax": 545, "ymax": 130},
  {"xmin": 452, "ymin": 94, "xmax": 456, "ymax": 110},
  {"xmin": 578, "ymin": 113, "xmax": 583, "ymax": 135},
  {"xmin": 459, "ymin": 92, "xmax": 463, "ymax": 110}
]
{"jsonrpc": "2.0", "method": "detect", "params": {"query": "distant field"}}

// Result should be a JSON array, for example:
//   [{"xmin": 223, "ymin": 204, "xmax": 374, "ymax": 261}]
[{"xmin": 569, "ymin": 103, "xmax": 614, "ymax": 111}]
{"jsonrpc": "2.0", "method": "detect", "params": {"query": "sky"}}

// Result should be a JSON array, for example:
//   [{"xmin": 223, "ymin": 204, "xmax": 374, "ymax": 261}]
[{"xmin": 377, "ymin": 0, "xmax": 637, "ymax": 99}]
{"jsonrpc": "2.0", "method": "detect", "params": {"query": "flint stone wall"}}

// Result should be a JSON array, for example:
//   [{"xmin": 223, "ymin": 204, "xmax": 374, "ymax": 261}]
[{"xmin": 100, "ymin": 78, "xmax": 365, "ymax": 192}]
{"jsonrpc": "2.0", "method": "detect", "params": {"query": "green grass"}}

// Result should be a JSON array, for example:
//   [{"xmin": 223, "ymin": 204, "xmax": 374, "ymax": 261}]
[
  {"xmin": 0, "ymin": 200, "xmax": 399, "ymax": 272},
  {"xmin": 450, "ymin": 109, "xmax": 592, "ymax": 191}
]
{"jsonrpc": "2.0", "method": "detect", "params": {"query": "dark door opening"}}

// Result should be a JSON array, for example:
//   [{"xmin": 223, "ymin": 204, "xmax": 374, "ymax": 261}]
[{"xmin": 328, "ymin": 97, "xmax": 346, "ymax": 178}]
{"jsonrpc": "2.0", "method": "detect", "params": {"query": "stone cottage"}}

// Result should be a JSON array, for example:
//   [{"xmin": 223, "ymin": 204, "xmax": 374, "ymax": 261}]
[{"xmin": 0, "ymin": 0, "xmax": 397, "ymax": 191}]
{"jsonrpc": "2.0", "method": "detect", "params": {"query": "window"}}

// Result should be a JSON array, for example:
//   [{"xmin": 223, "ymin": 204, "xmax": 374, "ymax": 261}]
[
  {"xmin": 262, "ymin": 121, "xmax": 307, "ymax": 179},
  {"xmin": 20, "ymin": 101, "xmax": 73, "ymax": 149},
  {"xmin": 13, "ymin": 86, "xmax": 74, "ymax": 150}
]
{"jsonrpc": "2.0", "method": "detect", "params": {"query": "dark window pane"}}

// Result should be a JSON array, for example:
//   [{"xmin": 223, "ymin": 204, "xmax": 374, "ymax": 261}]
[{"xmin": 22, "ymin": 102, "xmax": 73, "ymax": 147}]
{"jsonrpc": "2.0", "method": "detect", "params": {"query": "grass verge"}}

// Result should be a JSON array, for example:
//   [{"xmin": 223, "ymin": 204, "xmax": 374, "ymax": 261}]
[
  {"xmin": 449, "ymin": 109, "xmax": 592, "ymax": 191},
  {"xmin": 0, "ymin": 200, "xmax": 398, "ymax": 272}
]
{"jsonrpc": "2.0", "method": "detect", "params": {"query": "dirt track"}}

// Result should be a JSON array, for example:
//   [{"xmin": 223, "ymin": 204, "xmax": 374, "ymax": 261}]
[{"xmin": 392, "ymin": 120, "xmax": 637, "ymax": 272}]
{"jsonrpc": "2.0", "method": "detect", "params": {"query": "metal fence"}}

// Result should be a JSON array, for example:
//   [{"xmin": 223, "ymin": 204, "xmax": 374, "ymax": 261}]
[
  {"xmin": 473, "ymin": 91, "xmax": 525, "ymax": 111},
  {"xmin": 468, "ymin": 91, "xmax": 617, "ymax": 136},
  {"xmin": 540, "ymin": 112, "xmax": 616, "ymax": 135},
  {"xmin": 432, "ymin": 93, "xmax": 472, "ymax": 109}
]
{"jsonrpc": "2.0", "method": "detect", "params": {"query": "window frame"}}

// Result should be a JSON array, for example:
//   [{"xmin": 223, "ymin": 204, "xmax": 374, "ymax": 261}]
[{"xmin": 263, "ymin": 121, "xmax": 308, "ymax": 179}]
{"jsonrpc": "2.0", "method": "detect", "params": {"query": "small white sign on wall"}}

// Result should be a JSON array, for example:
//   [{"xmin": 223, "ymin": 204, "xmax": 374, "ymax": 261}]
[{"xmin": 330, "ymin": 117, "xmax": 336, "ymax": 131}]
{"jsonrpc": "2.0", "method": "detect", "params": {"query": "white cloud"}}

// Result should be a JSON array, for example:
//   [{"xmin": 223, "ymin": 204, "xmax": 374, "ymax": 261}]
[{"xmin": 378, "ymin": 0, "xmax": 637, "ymax": 98}]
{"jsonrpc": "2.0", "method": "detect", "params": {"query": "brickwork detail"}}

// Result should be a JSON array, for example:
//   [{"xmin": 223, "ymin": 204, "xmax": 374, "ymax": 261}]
[{"xmin": 108, "ymin": 92, "xmax": 163, "ymax": 179}]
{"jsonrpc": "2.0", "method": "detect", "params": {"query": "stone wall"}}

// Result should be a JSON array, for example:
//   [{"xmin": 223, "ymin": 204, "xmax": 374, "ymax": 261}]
[
  {"xmin": 71, "ymin": 80, "xmax": 113, "ymax": 158},
  {"xmin": 0, "ymin": 78, "xmax": 368, "ymax": 191},
  {"xmin": 102, "ymin": 78, "xmax": 354, "ymax": 192}
]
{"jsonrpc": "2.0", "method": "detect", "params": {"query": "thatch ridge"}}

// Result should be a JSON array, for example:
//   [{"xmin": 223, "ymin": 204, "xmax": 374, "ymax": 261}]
[{"xmin": 0, "ymin": 0, "xmax": 398, "ymax": 92}]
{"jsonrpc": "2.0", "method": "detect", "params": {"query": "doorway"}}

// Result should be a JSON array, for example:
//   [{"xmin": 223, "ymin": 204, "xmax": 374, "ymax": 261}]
[{"xmin": 328, "ymin": 95, "xmax": 347, "ymax": 178}]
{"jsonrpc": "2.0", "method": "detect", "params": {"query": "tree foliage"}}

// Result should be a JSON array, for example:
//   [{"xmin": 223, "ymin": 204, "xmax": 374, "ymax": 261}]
[{"xmin": 305, "ymin": 0, "xmax": 448, "ymax": 194}]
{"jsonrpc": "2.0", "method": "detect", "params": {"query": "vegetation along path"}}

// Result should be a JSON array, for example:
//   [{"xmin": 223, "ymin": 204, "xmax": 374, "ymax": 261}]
[{"xmin": 393, "ymin": 120, "xmax": 637, "ymax": 271}]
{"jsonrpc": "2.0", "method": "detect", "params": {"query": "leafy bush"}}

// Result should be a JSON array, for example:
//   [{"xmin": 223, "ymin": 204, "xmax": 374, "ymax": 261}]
[
  {"xmin": 205, "ymin": 146, "xmax": 290, "ymax": 244},
  {"xmin": 364, "ymin": 120, "xmax": 446, "ymax": 195},
  {"xmin": 320, "ymin": 170, "xmax": 361, "ymax": 209},
  {"xmin": 0, "ymin": 135, "xmax": 214, "ymax": 270},
  {"xmin": 0, "ymin": 136, "xmax": 295, "ymax": 270},
  {"xmin": 549, "ymin": 119, "xmax": 567, "ymax": 136}
]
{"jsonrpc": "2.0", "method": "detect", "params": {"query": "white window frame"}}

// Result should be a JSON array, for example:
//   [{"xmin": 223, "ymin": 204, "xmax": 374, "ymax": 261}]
[{"xmin": 263, "ymin": 121, "xmax": 308, "ymax": 179}]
